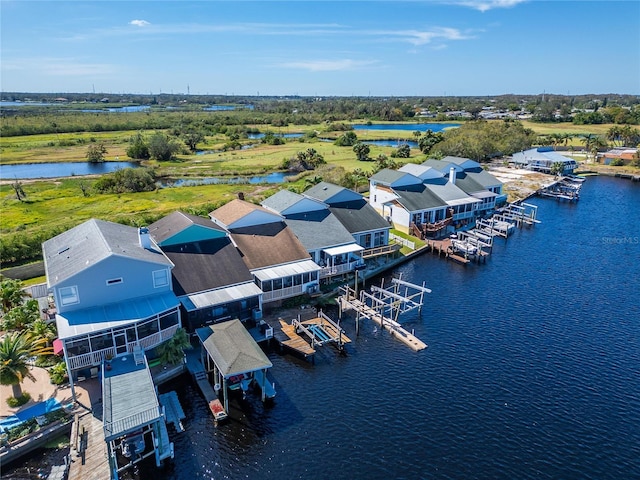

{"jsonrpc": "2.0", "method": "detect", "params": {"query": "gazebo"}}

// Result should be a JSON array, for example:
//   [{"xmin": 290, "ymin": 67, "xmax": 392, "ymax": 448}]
[{"xmin": 196, "ymin": 320, "xmax": 274, "ymax": 412}]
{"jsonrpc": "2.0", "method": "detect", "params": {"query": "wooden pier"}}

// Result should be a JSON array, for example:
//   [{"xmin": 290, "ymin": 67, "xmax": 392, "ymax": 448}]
[
  {"xmin": 273, "ymin": 319, "xmax": 316, "ymax": 357},
  {"xmin": 67, "ymin": 411, "xmax": 110, "ymax": 480},
  {"xmin": 338, "ymin": 278, "xmax": 429, "ymax": 351}
]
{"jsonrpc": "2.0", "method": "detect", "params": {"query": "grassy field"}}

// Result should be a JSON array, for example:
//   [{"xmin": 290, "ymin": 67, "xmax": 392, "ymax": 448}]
[{"xmin": 0, "ymin": 119, "xmax": 634, "ymax": 268}]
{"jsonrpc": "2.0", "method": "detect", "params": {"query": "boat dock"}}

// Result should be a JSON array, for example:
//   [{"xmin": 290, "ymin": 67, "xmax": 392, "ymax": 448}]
[
  {"xmin": 338, "ymin": 278, "xmax": 430, "ymax": 351},
  {"xmin": 158, "ymin": 391, "xmax": 185, "ymax": 433},
  {"xmin": 273, "ymin": 319, "xmax": 317, "ymax": 357},
  {"xmin": 67, "ymin": 411, "xmax": 110, "ymax": 480},
  {"xmin": 270, "ymin": 310, "xmax": 350, "ymax": 359},
  {"xmin": 185, "ymin": 352, "xmax": 228, "ymax": 424},
  {"xmin": 537, "ymin": 178, "xmax": 582, "ymax": 201}
]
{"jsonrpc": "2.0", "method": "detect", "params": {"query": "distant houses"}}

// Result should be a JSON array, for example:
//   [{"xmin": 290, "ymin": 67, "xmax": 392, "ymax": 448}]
[
  {"xmin": 369, "ymin": 156, "xmax": 505, "ymax": 237},
  {"xmin": 512, "ymin": 147, "xmax": 578, "ymax": 174}
]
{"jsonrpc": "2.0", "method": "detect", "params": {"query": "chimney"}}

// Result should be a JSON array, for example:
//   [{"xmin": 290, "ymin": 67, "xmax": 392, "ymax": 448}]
[
  {"xmin": 449, "ymin": 167, "xmax": 456, "ymax": 185},
  {"xmin": 138, "ymin": 227, "xmax": 151, "ymax": 249}
]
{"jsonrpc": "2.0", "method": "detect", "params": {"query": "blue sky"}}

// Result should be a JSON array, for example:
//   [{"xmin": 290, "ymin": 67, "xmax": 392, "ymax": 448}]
[{"xmin": 1, "ymin": 1, "xmax": 639, "ymax": 96}]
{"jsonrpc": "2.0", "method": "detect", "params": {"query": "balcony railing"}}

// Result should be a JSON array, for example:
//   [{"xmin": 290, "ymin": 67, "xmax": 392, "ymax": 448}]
[
  {"xmin": 67, "ymin": 324, "xmax": 180, "ymax": 371},
  {"xmin": 262, "ymin": 284, "xmax": 304, "ymax": 303},
  {"xmin": 361, "ymin": 244, "xmax": 400, "ymax": 259},
  {"xmin": 103, "ymin": 406, "xmax": 161, "ymax": 441},
  {"xmin": 319, "ymin": 259, "xmax": 365, "ymax": 278}
]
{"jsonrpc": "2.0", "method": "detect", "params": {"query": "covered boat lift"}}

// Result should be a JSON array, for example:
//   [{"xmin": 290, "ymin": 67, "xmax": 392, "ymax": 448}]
[{"xmin": 196, "ymin": 320, "xmax": 275, "ymax": 413}]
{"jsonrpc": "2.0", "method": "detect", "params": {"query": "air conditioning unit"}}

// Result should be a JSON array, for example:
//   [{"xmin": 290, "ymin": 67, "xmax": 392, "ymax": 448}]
[{"xmin": 307, "ymin": 284, "xmax": 318, "ymax": 294}]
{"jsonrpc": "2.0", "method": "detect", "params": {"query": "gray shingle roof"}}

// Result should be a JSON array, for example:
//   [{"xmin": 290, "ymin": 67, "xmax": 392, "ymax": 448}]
[
  {"xmin": 162, "ymin": 238, "xmax": 254, "ymax": 296},
  {"xmin": 43, "ymin": 219, "xmax": 171, "ymax": 287},
  {"xmin": 328, "ymin": 200, "xmax": 390, "ymax": 234},
  {"xmin": 392, "ymin": 185, "xmax": 448, "ymax": 212},
  {"xmin": 304, "ymin": 181, "xmax": 361, "ymax": 204},
  {"xmin": 261, "ymin": 189, "xmax": 304, "ymax": 213},
  {"xmin": 369, "ymin": 168, "xmax": 410, "ymax": 185},
  {"xmin": 284, "ymin": 210, "xmax": 355, "ymax": 251},
  {"xmin": 197, "ymin": 320, "xmax": 272, "ymax": 377}
]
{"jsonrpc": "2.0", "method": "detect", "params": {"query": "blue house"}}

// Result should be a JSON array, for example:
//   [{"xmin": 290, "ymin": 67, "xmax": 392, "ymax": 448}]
[{"xmin": 42, "ymin": 219, "xmax": 182, "ymax": 397}]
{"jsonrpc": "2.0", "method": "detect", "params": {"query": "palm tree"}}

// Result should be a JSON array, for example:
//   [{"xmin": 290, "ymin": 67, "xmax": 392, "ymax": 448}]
[
  {"xmin": 30, "ymin": 319, "xmax": 57, "ymax": 347},
  {"xmin": 0, "ymin": 331, "xmax": 50, "ymax": 399},
  {"xmin": 157, "ymin": 328, "xmax": 192, "ymax": 365}
]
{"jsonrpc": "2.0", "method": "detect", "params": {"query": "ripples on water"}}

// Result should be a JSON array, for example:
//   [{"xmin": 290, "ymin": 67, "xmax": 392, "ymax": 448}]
[{"xmin": 140, "ymin": 176, "xmax": 639, "ymax": 480}]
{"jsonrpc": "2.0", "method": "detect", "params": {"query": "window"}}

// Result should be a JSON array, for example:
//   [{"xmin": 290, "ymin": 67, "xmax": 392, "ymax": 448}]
[
  {"xmin": 106, "ymin": 278, "xmax": 123, "ymax": 286},
  {"xmin": 59, "ymin": 286, "xmax": 79, "ymax": 306},
  {"xmin": 159, "ymin": 310, "xmax": 179, "ymax": 330},
  {"xmin": 153, "ymin": 269, "xmax": 169, "ymax": 288}
]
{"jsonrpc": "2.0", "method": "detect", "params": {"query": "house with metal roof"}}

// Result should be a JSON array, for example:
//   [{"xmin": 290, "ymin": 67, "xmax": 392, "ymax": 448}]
[
  {"xmin": 42, "ymin": 219, "xmax": 182, "ymax": 398},
  {"xmin": 209, "ymin": 199, "xmax": 321, "ymax": 304},
  {"xmin": 304, "ymin": 182, "xmax": 393, "ymax": 257},
  {"xmin": 148, "ymin": 211, "xmax": 262, "ymax": 331},
  {"xmin": 512, "ymin": 147, "xmax": 578, "ymax": 174},
  {"xmin": 262, "ymin": 189, "xmax": 365, "ymax": 279},
  {"xmin": 197, "ymin": 320, "xmax": 275, "ymax": 412}
]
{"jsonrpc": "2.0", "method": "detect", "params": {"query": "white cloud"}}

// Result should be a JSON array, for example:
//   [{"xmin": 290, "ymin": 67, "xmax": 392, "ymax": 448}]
[
  {"xmin": 378, "ymin": 27, "xmax": 473, "ymax": 46},
  {"xmin": 278, "ymin": 59, "xmax": 376, "ymax": 72},
  {"xmin": 453, "ymin": 0, "xmax": 527, "ymax": 12},
  {"xmin": 129, "ymin": 19, "xmax": 150, "ymax": 27}
]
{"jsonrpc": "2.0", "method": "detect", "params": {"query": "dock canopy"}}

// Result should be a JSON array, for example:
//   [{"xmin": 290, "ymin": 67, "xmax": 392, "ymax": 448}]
[{"xmin": 196, "ymin": 319, "xmax": 272, "ymax": 378}]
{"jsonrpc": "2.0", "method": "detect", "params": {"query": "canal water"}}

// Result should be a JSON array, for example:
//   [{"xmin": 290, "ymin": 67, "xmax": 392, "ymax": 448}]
[{"xmin": 144, "ymin": 175, "xmax": 639, "ymax": 480}]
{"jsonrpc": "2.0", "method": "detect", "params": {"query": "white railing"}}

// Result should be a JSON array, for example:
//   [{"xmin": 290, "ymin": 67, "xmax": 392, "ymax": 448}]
[
  {"xmin": 67, "ymin": 324, "xmax": 180, "ymax": 371},
  {"xmin": 389, "ymin": 233, "xmax": 415, "ymax": 250},
  {"xmin": 262, "ymin": 284, "xmax": 304, "ymax": 303},
  {"xmin": 103, "ymin": 406, "xmax": 160, "ymax": 441},
  {"xmin": 319, "ymin": 260, "xmax": 365, "ymax": 278}
]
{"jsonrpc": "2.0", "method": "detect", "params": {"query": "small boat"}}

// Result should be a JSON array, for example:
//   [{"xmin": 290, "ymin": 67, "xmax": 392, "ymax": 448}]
[
  {"xmin": 121, "ymin": 432, "xmax": 145, "ymax": 458},
  {"xmin": 209, "ymin": 399, "xmax": 228, "ymax": 422}
]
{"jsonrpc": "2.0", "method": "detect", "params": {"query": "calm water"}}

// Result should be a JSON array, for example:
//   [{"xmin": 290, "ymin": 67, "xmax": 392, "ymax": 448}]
[
  {"xmin": 353, "ymin": 123, "xmax": 460, "ymax": 132},
  {"xmin": 146, "ymin": 175, "xmax": 639, "ymax": 480},
  {"xmin": 0, "ymin": 161, "xmax": 139, "ymax": 179},
  {"xmin": 162, "ymin": 172, "xmax": 289, "ymax": 187}
]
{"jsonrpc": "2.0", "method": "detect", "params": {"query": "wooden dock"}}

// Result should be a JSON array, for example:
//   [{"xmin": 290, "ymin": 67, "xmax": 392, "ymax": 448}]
[
  {"xmin": 67, "ymin": 411, "xmax": 110, "ymax": 480},
  {"xmin": 273, "ymin": 319, "xmax": 316, "ymax": 357}
]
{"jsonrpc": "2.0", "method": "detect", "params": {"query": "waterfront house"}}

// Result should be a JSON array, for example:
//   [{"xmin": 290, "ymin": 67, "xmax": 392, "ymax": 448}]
[
  {"xmin": 512, "ymin": 147, "xmax": 578, "ymax": 174},
  {"xmin": 261, "ymin": 190, "xmax": 364, "ymax": 280},
  {"xmin": 209, "ymin": 199, "xmax": 321, "ymax": 304},
  {"xmin": 148, "ymin": 211, "xmax": 263, "ymax": 332},
  {"xmin": 42, "ymin": 219, "xmax": 181, "ymax": 398},
  {"xmin": 303, "ymin": 182, "xmax": 393, "ymax": 258},
  {"xmin": 599, "ymin": 147, "xmax": 638, "ymax": 166}
]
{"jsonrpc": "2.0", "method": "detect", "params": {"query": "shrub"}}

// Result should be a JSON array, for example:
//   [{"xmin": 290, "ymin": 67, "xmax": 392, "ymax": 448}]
[
  {"xmin": 6, "ymin": 392, "xmax": 31, "ymax": 408},
  {"xmin": 49, "ymin": 362, "xmax": 68, "ymax": 385},
  {"xmin": 609, "ymin": 158, "xmax": 625, "ymax": 166}
]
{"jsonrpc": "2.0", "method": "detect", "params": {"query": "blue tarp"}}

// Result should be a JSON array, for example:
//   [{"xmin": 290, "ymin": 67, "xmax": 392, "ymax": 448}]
[{"xmin": 0, "ymin": 398, "xmax": 62, "ymax": 432}]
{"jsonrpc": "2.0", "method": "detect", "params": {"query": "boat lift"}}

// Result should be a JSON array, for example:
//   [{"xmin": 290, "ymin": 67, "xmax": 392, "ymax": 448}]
[{"xmin": 338, "ymin": 276, "xmax": 430, "ymax": 351}]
